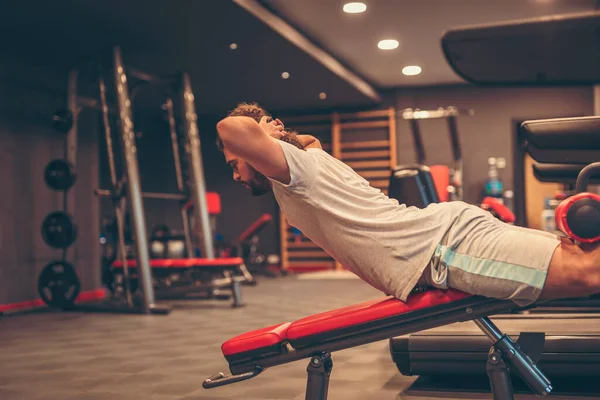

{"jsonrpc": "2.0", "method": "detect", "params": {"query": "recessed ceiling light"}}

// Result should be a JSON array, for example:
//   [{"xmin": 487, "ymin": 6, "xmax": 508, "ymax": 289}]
[
  {"xmin": 229, "ymin": 43, "xmax": 238, "ymax": 50},
  {"xmin": 402, "ymin": 65, "xmax": 422, "ymax": 76},
  {"xmin": 281, "ymin": 72, "xmax": 290, "ymax": 79},
  {"xmin": 343, "ymin": 2, "xmax": 367, "ymax": 13},
  {"xmin": 377, "ymin": 39, "xmax": 399, "ymax": 50},
  {"xmin": 319, "ymin": 92, "xmax": 327, "ymax": 100}
]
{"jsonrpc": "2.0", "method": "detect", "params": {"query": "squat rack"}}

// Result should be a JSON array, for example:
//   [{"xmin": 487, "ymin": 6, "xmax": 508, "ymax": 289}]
[
  {"xmin": 65, "ymin": 46, "xmax": 214, "ymax": 314},
  {"xmin": 401, "ymin": 106, "xmax": 473, "ymax": 201}
]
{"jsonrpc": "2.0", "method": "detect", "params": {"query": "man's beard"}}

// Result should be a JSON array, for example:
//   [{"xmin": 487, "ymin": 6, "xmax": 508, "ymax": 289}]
[{"xmin": 243, "ymin": 165, "xmax": 272, "ymax": 196}]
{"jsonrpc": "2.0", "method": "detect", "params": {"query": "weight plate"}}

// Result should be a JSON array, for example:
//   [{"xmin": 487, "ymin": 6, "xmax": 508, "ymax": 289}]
[
  {"xmin": 37, "ymin": 261, "xmax": 81, "ymax": 309},
  {"xmin": 44, "ymin": 159, "xmax": 77, "ymax": 191},
  {"xmin": 41, "ymin": 212, "xmax": 78, "ymax": 249}
]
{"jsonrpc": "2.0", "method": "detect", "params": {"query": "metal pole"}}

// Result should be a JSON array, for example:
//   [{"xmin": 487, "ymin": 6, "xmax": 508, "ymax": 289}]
[
  {"xmin": 165, "ymin": 96, "xmax": 194, "ymax": 257},
  {"xmin": 447, "ymin": 115, "xmax": 463, "ymax": 201},
  {"xmin": 99, "ymin": 75, "xmax": 133, "ymax": 306},
  {"xmin": 179, "ymin": 72, "xmax": 214, "ymax": 258},
  {"xmin": 409, "ymin": 119, "xmax": 426, "ymax": 164},
  {"xmin": 64, "ymin": 69, "xmax": 79, "ymax": 263},
  {"xmin": 94, "ymin": 189, "xmax": 186, "ymax": 200},
  {"xmin": 474, "ymin": 317, "xmax": 504, "ymax": 342},
  {"xmin": 66, "ymin": 70, "xmax": 79, "ymax": 167},
  {"xmin": 594, "ymin": 85, "xmax": 600, "ymax": 116},
  {"xmin": 113, "ymin": 46, "xmax": 156, "ymax": 312}
]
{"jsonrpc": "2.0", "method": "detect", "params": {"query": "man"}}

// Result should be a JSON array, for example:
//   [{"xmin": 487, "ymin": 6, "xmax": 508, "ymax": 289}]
[{"xmin": 217, "ymin": 102, "xmax": 598, "ymax": 306}]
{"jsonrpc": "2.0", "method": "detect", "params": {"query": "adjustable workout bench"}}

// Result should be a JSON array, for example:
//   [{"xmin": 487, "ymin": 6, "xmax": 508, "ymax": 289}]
[
  {"xmin": 112, "ymin": 257, "xmax": 246, "ymax": 307},
  {"xmin": 204, "ymin": 290, "xmax": 551, "ymax": 399}
]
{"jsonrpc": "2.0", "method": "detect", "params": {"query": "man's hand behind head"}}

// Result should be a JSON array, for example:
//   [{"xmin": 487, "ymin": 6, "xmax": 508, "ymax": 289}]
[{"xmin": 259, "ymin": 116, "xmax": 285, "ymax": 139}]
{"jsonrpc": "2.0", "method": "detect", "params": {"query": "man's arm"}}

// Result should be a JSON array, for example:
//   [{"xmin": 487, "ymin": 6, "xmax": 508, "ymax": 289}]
[
  {"xmin": 216, "ymin": 116, "xmax": 291, "ymax": 183},
  {"xmin": 298, "ymin": 135, "xmax": 322, "ymax": 149}
]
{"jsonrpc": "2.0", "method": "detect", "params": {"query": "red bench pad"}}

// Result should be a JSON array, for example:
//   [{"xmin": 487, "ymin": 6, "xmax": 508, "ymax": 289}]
[
  {"xmin": 287, "ymin": 289, "xmax": 469, "ymax": 342},
  {"xmin": 112, "ymin": 257, "xmax": 244, "ymax": 269},
  {"xmin": 221, "ymin": 289, "xmax": 470, "ymax": 363},
  {"xmin": 222, "ymin": 323, "xmax": 291, "ymax": 357},
  {"xmin": 239, "ymin": 214, "xmax": 273, "ymax": 242}
]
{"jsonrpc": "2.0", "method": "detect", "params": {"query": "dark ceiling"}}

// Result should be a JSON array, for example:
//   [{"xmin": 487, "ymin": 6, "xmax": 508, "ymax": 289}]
[
  {"xmin": 0, "ymin": 0, "xmax": 378, "ymax": 115},
  {"xmin": 264, "ymin": 0, "xmax": 597, "ymax": 87}
]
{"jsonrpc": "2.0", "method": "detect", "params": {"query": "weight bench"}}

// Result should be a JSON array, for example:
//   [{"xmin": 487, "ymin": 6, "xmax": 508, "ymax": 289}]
[
  {"xmin": 204, "ymin": 289, "xmax": 551, "ymax": 399},
  {"xmin": 112, "ymin": 257, "xmax": 246, "ymax": 307}
]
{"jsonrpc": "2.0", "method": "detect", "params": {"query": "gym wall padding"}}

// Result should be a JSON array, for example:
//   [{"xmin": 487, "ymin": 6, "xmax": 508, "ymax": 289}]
[
  {"xmin": 394, "ymin": 86, "xmax": 594, "ymax": 204},
  {"xmin": 280, "ymin": 108, "xmax": 397, "ymax": 272},
  {"xmin": 0, "ymin": 58, "xmax": 101, "ymax": 305}
]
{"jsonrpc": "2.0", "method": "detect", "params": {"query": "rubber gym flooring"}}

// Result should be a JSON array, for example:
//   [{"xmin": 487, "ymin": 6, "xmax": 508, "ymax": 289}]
[{"xmin": 2, "ymin": 276, "xmax": 600, "ymax": 400}]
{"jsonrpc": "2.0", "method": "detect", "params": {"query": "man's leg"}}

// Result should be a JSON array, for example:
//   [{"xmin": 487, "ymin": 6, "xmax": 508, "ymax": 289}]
[
  {"xmin": 538, "ymin": 238, "xmax": 600, "ymax": 301},
  {"xmin": 426, "ymin": 210, "xmax": 562, "ymax": 306}
]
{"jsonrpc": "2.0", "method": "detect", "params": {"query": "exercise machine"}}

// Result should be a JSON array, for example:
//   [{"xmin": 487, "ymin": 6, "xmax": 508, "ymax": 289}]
[
  {"xmin": 37, "ymin": 46, "xmax": 247, "ymax": 313},
  {"xmin": 401, "ymin": 107, "xmax": 470, "ymax": 202},
  {"xmin": 389, "ymin": 11, "xmax": 600, "ymax": 383},
  {"xmin": 236, "ymin": 214, "xmax": 282, "ymax": 278},
  {"xmin": 93, "ymin": 49, "xmax": 248, "ymax": 308},
  {"xmin": 391, "ymin": 116, "xmax": 600, "ymax": 380},
  {"xmin": 388, "ymin": 164, "xmax": 515, "ymax": 223}
]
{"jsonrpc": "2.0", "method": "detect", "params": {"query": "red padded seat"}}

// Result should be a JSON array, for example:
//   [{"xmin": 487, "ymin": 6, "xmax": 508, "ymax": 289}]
[
  {"xmin": 112, "ymin": 257, "xmax": 244, "ymax": 269},
  {"xmin": 222, "ymin": 323, "xmax": 291, "ymax": 358},
  {"xmin": 287, "ymin": 289, "xmax": 469, "ymax": 342},
  {"xmin": 220, "ymin": 290, "xmax": 470, "ymax": 362}
]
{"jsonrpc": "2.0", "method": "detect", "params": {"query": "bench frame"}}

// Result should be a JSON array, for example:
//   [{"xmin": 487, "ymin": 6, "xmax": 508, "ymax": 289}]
[{"xmin": 203, "ymin": 295, "xmax": 551, "ymax": 399}]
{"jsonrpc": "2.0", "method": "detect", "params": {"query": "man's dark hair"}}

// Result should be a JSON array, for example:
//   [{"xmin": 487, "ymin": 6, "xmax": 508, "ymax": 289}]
[{"xmin": 216, "ymin": 102, "xmax": 305, "ymax": 151}]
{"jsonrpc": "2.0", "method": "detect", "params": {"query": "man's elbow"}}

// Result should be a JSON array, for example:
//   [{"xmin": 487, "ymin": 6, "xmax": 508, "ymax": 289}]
[{"xmin": 216, "ymin": 118, "xmax": 236, "ymax": 147}]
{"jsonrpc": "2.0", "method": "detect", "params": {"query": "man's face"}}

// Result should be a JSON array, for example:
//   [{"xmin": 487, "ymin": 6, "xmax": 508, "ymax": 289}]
[{"xmin": 223, "ymin": 148, "xmax": 272, "ymax": 196}]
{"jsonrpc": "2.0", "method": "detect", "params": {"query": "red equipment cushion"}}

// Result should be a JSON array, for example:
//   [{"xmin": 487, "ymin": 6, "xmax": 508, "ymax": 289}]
[
  {"xmin": 220, "ymin": 289, "xmax": 470, "ymax": 359},
  {"xmin": 207, "ymin": 192, "xmax": 222, "ymax": 215},
  {"xmin": 184, "ymin": 192, "xmax": 222, "ymax": 215},
  {"xmin": 222, "ymin": 323, "xmax": 291, "ymax": 356},
  {"xmin": 112, "ymin": 257, "xmax": 243, "ymax": 269},
  {"xmin": 287, "ymin": 289, "xmax": 469, "ymax": 341},
  {"xmin": 481, "ymin": 197, "xmax": 516, "ymax": 223},
  {"xmin": 555, "ymin": 192, "xmax": 600, "ymax": 243},
  {"xmin": 239, "ymin": 214, "xmax": 273, "ymax": 242},
  {"xmin": 429, "ymin": 165, "xmax": 450, "ymax": 202}
]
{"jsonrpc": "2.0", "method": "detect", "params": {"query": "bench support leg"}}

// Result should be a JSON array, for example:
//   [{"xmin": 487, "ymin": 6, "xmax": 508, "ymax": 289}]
[
  {"xmin": 475, "ymin": 317, "xmax": 552, "ymax": 399},
  {"xmin": 486, "ymin": 349, "xmax": 514, "ymax": 400},
  {"xmin": 305, "ymin": 352, "xmax": 332, "ymax": 400},
  {"xmin": 225, "ymin": 271, "xmax": 245, "ymax": 307}
]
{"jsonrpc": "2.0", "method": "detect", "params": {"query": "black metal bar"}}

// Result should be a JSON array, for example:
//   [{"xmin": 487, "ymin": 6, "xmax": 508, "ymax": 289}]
[
  {"xmin": 486, "ymin": 350, "xmax": 515, "ymax": 400},
  {"xmin": 305, "ymin": 353, "xmax": 332, "ymax": 400},
  {"xmin": 113, "ymin": 46, "xmax": 155, "ymax": 313},
  {"xmin": 446, "ymin": 115, "xmax": 462, "ymax": 162},
  {"xmin": 474, "ymin": 317, "xmax": 503, "ymax": 342},
  {"xmin": 576, "ymin": 162, "xmax": 600, "ymax": 193},
  {"xmin": 127, "ymin": 66, "xmax": 160, "ymax": 82},
  {"xmin": 478, "ymin": 317, "xmax": 552, "ymax": 396},
  {"xmin": 229, "ymin": 298, "xmax": 517, "ymax": 374},
  {"xmin": 179, "ymin": 72, "xmax": 214, "ymax": 258},
  {"xmin": 494, "ymin": 335, "xmax": 552, "ymax": 396},
  {"xmin": 409, "ymin": 119, "xmax": 426, "ymax": 164},
  {"xmin": 203, "ymin": 368, "xmax": 263, "ymax": 389}
]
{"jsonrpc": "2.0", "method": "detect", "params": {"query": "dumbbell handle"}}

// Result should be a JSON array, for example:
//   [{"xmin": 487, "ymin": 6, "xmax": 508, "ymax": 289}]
[{"xmin": 576, "ymin": 162, "xmax": 600, "ymax": 193}]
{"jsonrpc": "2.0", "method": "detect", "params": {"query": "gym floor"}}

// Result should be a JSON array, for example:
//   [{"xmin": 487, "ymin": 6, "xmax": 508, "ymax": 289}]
[{"xmin": 1, "ymin": 277, "xmax": 599, "ymax": 400}]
